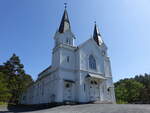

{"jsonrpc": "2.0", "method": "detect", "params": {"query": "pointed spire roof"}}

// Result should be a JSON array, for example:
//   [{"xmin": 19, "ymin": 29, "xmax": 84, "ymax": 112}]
[
  {"xmin": 93, "ymin": 22, "xmax": 103, "ymax": 46},
  {"xmin": 58, "ymin": 8, "xmax": 71, "ymax": 33}
]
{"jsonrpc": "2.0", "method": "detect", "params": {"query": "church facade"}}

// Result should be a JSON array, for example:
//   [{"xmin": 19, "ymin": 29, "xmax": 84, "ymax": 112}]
[{"xmin": 20, "ymin": 8, "xmax": 116, "ymax": 104}]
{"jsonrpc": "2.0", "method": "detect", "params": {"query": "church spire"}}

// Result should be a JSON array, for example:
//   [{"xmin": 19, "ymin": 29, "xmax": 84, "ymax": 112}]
[
  {"xmin": 58, "ymin": 3, "xmax": 71, "ymax": 33},
  {"xmin": 93, "ymin": 22, "xmax": 103, "ymax": 46}
]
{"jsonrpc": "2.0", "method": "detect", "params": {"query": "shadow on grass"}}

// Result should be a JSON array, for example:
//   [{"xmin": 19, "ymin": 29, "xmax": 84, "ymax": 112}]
[{"xmin": 3, "ymin": 103, "xmax": 61, "ymax": 112}]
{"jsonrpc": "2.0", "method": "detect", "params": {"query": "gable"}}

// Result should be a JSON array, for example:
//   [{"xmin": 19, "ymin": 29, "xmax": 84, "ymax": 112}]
[
  {"xmin": 78, "ymin": 38, "xmax": 102, "ymax": 55},
  {"xmin": 77, "ymin": 38, "xmax": 105, "ymax": 74}
]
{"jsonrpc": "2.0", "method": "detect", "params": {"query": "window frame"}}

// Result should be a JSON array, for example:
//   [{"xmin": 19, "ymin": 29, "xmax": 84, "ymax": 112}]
[{"xmin": 89, "ymin": 55, "xmax": 97, "ymax": 70}]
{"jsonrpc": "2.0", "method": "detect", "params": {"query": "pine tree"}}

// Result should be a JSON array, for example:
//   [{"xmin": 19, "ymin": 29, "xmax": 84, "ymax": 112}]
[
  {"xmin": 0, "ymin": 72, "xmax": 11, "ymax": 102},
  {"xmin": 0, "ymin": 54, "xmax": 33, "ymax": 104}
]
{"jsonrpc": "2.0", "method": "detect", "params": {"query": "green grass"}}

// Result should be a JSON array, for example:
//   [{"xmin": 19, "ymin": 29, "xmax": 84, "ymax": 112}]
[
  {"xmin": 0, "ymin": 102, "xmax": 8, "ymax": 106},
  {"xmin": 116, "ymin": 100, "xmax": 128, "ymax": 104}
]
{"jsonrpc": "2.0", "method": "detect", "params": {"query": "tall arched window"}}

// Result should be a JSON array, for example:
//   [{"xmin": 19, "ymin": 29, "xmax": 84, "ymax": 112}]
[{"xmin": 89, "ymin": 55, "xmax": 96, "ymax": 70}]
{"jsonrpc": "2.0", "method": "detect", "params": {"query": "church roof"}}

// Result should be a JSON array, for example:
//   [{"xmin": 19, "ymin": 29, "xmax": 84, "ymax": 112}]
[
  {"xmin": 93, "ymin": 23, "xmax": 103, "ymax": 46},
  {"xmin": 38, "ymin": 66, "xmax": 51, "ymax": 77},
  {"xmin": 58, "ymin": 9, "xmax": 71, "ymax": 33}
]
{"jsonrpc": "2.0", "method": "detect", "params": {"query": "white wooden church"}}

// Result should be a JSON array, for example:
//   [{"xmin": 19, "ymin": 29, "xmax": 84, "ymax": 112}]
[{"xmin": 20, "ymin": 7, "xmax": 116, "ymax": 104}]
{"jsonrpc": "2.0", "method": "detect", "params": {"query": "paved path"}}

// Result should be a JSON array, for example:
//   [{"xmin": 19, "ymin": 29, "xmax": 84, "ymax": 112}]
[{"xmin": 0, "ymin": 104, "xmax": 150, "ymax": 113}]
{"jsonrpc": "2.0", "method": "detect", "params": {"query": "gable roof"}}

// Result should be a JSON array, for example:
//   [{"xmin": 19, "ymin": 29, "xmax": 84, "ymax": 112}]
[{"xmin": 77, "ymin": 37, "xmax": 107, "ymax": 52}]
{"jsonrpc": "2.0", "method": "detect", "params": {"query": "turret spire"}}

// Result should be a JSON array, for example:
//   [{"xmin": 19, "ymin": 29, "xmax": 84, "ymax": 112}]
[
  {"xmin": 93, "ymin": 22, "xmax": 103, "ymax": 46},
  {"xmin": 58, "ymin": 3, "xmax": 71, "ymax": 33}
]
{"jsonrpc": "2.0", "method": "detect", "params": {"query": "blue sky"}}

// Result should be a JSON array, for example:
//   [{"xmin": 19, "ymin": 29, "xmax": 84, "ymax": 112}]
[{"xmin": 0, "ymin": 0, "xmax": 150, "ymax": 82}]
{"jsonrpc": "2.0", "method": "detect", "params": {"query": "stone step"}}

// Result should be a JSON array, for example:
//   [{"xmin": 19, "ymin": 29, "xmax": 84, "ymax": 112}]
[{"xmin": 93, "ymin": 101, "xmax": 113, "ymax": 104}]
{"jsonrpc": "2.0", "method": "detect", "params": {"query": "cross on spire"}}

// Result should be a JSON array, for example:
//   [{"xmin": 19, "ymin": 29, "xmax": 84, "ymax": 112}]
[{"xmin": 64, "ymin": 3, "xmax": 67, "ymax": 9}]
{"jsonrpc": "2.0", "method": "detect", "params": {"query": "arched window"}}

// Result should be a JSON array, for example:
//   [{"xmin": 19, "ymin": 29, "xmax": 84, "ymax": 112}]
[{"xmin": 89, "ymin": 55, "xmax": 96, "ymax": 70}]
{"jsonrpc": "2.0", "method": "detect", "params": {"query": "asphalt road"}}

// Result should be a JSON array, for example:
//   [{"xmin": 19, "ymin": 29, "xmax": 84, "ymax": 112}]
[{"xmin": 0, "ymin": 104, "xmax": 150, "ymax": 113}]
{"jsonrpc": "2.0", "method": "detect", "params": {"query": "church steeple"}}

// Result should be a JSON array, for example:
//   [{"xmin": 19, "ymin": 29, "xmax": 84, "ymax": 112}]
[
  {"xmin": 58, "ymin": 4, "xmax": 71, "ymax": 33},
  {"xmin": 93, "ymin": 22, "xmax": 103, "ymax": 46},
  {"xmin": 54, "ymin": 4, "xmax": 75, "ymax": 47}
]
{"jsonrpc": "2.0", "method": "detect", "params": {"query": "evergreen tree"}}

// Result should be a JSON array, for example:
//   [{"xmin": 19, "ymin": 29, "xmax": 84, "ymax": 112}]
[
  {"xmin": 0, "ymin": 54, "xmax": 33, "ymax": 104},
  {"xmin": 0, "ymin": 72, "xmax": 11, "ymax": 102}
]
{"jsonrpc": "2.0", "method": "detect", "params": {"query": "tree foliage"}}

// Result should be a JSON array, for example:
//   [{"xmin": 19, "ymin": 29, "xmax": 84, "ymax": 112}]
[
  {"xmin": 0, "ymin": 54, "xmax": 33, "ymax": 104},
  {"xmin": 115, "ymin": 74, "xmax": 150, "ymax": 104},
  {"xmin": 0, "ymin": 72, "xmax": 12, "ymax": 102}
]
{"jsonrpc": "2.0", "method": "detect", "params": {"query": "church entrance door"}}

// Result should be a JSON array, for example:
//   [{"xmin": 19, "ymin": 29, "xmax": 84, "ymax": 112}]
[
  {"xmin": 89, "ymin": 79, "xmax": 100, "ymax": 101},
  {"xmin": 63, "ymin": 81, "xmax": 74, "ymax": 101},
  {"xmin": 89, "ymin": 81, "xmax": 95, "ymax": 101},
  {"xmin": 94, "ymin": 81, "xmax": 100, "ymax": 100}
]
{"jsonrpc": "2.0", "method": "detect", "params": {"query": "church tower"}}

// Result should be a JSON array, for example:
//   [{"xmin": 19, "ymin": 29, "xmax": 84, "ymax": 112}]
[
  {"xmin": 54, "ymin": 6, "xmax": 75, "ymax": 47},
  {"xmin": 52, "ymin": 6, "xmax": 76, "ymax": 70}
]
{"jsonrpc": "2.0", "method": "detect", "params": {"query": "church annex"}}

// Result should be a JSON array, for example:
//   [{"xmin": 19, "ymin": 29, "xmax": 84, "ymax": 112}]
[{"xmin": 20, "ymin": 7, "xmax": 116, "ymax": 104}]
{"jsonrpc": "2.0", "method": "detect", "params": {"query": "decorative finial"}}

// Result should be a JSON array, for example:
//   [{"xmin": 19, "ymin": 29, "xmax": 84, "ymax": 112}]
[
  {"xmin": 94, "ymin": 21, "xmax": 96, "ymax": 24},
  {"xmin": 64, "ymin": 3, "xmax": 67, "ymax": 9}
]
